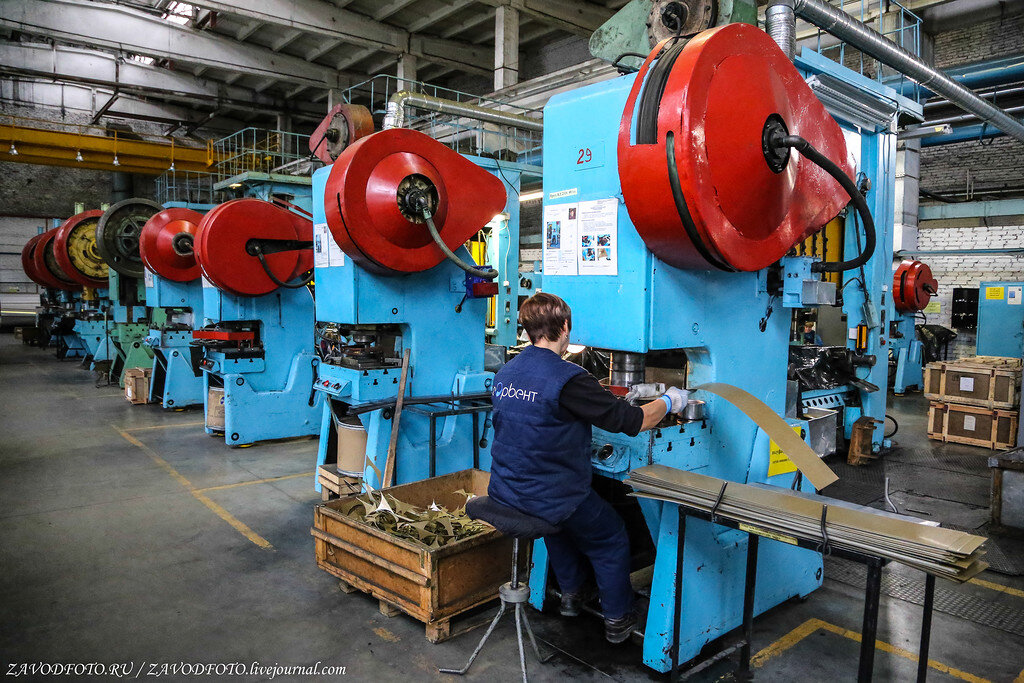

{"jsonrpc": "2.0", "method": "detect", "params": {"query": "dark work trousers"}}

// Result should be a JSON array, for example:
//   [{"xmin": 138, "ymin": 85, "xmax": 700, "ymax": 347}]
[{"xmin": 544, "ymin": 489, "xmax": 633, "ymax": 620}]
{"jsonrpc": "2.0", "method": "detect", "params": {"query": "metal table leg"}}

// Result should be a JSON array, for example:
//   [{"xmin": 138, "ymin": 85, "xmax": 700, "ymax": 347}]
[
  {"xmin": 472, "ymin": 411, "xmax": 480, "ymax": 470},
  {"xmin": 859, "ymin": 558, "xmax": 883, "ymax": 683},
  {"xmin": 916, "ymin": 574, "xmax": 935, "ymax": 682},
  {"xmin": 428, "ymin": 414, "xmax": 437, "ymax": 478},
  {"xmin": 738, "ymin": 533, "xmax": 759, "ymax": 680},
  {"xmin": 671, "ymin": 507, "xmax": 686, "ymax": 683}
]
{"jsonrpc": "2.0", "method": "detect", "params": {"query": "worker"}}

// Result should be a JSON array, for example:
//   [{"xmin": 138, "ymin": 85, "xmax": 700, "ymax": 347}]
[
  {"xmin": 488, "ymin": 292, "xmax": 687, "ymax": 644},
  {"xmin": 802, "ymin": 321, "xmax": 823, "ymax": 345}
]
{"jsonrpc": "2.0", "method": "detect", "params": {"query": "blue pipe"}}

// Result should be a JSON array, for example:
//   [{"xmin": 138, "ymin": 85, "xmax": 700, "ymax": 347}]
[{"xmin": 920, "ymin": 122, "xmax": 1003, "ymax": 146}]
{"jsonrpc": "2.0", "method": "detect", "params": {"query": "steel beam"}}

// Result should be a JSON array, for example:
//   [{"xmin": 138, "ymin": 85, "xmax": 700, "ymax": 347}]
[
  {"xmin": 0, "ymin": 42, "xmax": 323, "ymax": 119},
  {"xmin": 475, "ymin": 0, "xmax": 614, "ymax": 37},
  {"xmin": 182, "ymin": 0, "xmax": 492, "ymax": 75},
  {"xmin": 0, "ymin": 0, "xmax": 352, "ymax": 89},
  {"xmin": 919, "ymin": 199, "xmax": 1024, "ymax": 221}
]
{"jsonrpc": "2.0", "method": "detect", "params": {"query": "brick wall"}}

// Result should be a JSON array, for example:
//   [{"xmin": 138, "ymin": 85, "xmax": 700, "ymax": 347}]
[
  {"xmin": 915, "ymin": 225, "xmax": 1024, "ymax": 357},
  {"xmin": 932, "ymin": 9, "xmax": 1024, "ymax": 68},
  {"xmin": 920, "ymin": 136, "xmax": 1024, "ymax": 197}
]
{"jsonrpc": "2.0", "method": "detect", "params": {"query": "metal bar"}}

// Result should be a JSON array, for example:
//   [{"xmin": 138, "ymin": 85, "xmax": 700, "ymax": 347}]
[
  {"xmin": 768, "ymin": 0, "xmax": 1024, "ymax": 144},
  {"xmin": 383, "ymin": 91, "xmax": 543, "ymax": 132},
  {"xmin": 916, "ymin": 574, "xmax": 935, "ymax": 682},
  {"xmin": 671, "ymin": 507, "xmax": 686, "ymax": 682},
  {"xmin": 739, "ymin": 534, "xmax": 759, "ymax": 678},
  {"xmin": 859, "ymin": 559, "xmax": 883, "ymax": 682},
  {"xmin": 472, "ymin": 411, "xmax": 480, "ymax": 470},
  {"xmin": 428, "ymin": 414, "xmax": 437, "ymax": 479}
]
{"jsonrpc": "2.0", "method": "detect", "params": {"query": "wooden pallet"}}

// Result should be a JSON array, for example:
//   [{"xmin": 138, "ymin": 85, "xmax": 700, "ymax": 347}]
[{"xmin": 927, "ymin": 401, "xmax": 1018, "ymax": 450}]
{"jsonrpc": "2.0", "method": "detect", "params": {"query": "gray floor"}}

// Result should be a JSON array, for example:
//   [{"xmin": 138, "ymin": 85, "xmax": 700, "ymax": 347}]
[{"xmin": 2, "ymin": 333, "xmax": 1023, "ymax": 681}]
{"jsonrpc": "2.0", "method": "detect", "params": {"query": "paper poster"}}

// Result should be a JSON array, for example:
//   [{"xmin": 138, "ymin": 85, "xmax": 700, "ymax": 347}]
[
  {"xmin": 313, "ymin": 222, "xmax": 345, "ymax": 268},
  {"xmin": 542, "ymin": 203, "xmax": 578, "ymax": 276},
  {"xmin": 202, "ymin": 276, "xmax": 215, "ymax": 289},
  {"xmin": 1009, "ymin": 286, "xmax": 1022, "ymax": 305},
  {"xmin": 963, "ymin": 415, "xmax": 977, "ymax": 432},
  {"xmin": 143, "ymin": 268, "xmax": 155, "ymax": 288},
  {"xmin": 986, "ymin": 286, "xmax": 1005, "ymax": 300},
  {"xmin": 768, "ymin": 424, "xmax": 804, "ymax": 477},
  {"xmin": 923, "ymin": 300, "xmax": 940, "ymax": 314},
  {"xmin": 959, "ymin": 376, "xmax": 975, "ymax": 392},
  {"xmin": 577, "ymin": 198, "xmax": 618, "ymax": 276}
]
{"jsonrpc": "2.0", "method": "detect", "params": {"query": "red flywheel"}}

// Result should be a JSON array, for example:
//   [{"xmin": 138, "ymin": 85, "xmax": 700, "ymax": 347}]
[
  {"xmin": 33, "ymin": 229, "xmax": 81, "ymax": 291},
  {"xmin": 140, "ymin": 208, "xmax": 205, "ymax": 282},
  {"xmin": 893, "ymin": 260, "xmax": 937, "ymax": 313},
  {"xmin": 618, "ymin": 23, "xmax": 854, "ymax": 272},
  {"xmin": 53, "ymin": 209, "xmax": 108, "ymax": 287},
  {"xmin": 324, "ymin": 128, "xmax": 506, "ymax": 275},
  {"xmin": 194, "ymin": 199, "xmax": 313, "ymax": 297},
  {"xmin": 21, "ymin": 232, "xmax": 50, "ymax": 288}
]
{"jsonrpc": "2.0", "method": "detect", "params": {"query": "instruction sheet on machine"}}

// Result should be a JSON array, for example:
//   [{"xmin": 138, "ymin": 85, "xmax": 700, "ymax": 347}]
[
  {"xmin": 543, "ymin": 198, "xmax": 618, "ymax": 277},
  {"xmin": 313, "ymin": 222, "xmax": 346, "ymax": 268}
]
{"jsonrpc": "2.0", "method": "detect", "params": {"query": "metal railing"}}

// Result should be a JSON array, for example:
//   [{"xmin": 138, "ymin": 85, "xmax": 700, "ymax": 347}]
[
  {"xmin": 339, "ymin": 75, "xmax": 543, "ymax": 164},
  {"xmin": 806, "ymin": 0, "xmax": 923, "ymax": 99},
  {"xmin": 155, "ymin": 169, "xmax": 223, "ymax": 205},
  {"xmin": 209, "ymin": 128, "xmax": 312, "ymax": 180}
]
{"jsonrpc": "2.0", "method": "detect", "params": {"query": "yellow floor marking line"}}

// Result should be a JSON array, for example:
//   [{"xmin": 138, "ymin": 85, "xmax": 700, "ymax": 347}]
[
  {"xmin": 115, "ymin": 427, "xmax": 273, "ymax": 550},
  {"xmin": 373, "ymin": 627, "xmax": 400, "ymax": 643},
  {"xmin": 123, "ymin": 421, "xmax": 206, "ymax": 432},
  {"xmin": 969, "ymin": 577, "xmax": 1024, "ymax": 600},
  {"xmin": 751, "ymin": 618, "xmax": 990, "ymax": 683},
  {"xmin": 194, "ymin": 471, "xmax": 314, "ymax": 494}
]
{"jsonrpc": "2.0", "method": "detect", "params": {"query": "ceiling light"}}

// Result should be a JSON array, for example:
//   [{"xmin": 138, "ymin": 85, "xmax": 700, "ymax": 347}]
[
  {"xmin": 75, "ymin": 150, "xmax": 83, "ymax": 162},
  {"xmin": 112, "ymin": 155, "xmax": 120, "ymax": 166},
  {"xmin": 168, "ymin": 162, "xmax": 175, "ymax": 172},
  {"xmin": 519, "ymin": 190, "xmax": 543, "ymax": 203},
  {"xmin": 8, "ymin": 142, "xmax": 17, "ymax": 156}
]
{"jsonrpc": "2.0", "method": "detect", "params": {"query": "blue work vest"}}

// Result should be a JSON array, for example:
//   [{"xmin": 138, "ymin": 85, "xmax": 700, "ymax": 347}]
[{"xmin": 488, "ymin": 345, "xmax": 592, "ymax": 524}]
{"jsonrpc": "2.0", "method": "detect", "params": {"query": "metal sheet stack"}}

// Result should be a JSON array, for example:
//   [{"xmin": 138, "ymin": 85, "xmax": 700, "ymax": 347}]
[{"xmin": 626, "ymin": 465, "xmax": 988, "ymax": 582}]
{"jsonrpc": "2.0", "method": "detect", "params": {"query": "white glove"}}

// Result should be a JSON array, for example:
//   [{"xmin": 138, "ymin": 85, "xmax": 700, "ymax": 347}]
[
  {"xmin": 624, "ymin": 382, "xmax": 665, "ymax": 403},
  {"xmin": 663, "ymin": 387, "xmax": 689, "ymax": 414}
]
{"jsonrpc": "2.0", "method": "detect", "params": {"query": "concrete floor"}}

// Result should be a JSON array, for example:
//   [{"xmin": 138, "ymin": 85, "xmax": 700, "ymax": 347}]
[{"xmin": 2, "ymin": 333, "xmax": 1023, "ymax": 681}]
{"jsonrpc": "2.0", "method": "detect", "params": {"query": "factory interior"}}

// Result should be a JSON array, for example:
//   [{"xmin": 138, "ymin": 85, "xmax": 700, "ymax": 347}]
[{"xmin": 2, "ymin": 0, "xmax": 1024, "ymax": 680}]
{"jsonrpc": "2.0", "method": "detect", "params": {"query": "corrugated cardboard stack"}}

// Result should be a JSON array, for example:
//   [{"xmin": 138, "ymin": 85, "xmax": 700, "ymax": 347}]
[{"xmin": 924, "ymin": 356, "xmax": 1021, "ymax": 450}]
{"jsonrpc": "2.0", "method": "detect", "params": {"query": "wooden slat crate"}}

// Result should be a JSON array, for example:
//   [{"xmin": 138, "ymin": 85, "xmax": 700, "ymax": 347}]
[
  {"xmin": 312, "ymin": 468, "xmax": 521, "ymax": 643},
  {"xmin": 927, "ymin": 401, "xmax": 1018, "ymax": 450},
  {"xmin": 317, "ymin": 465, "xmax": 361, "ymax": 501},
  {"xmin": 923, "ymin": 356, "xmax": 1021, "ymax": 410}
]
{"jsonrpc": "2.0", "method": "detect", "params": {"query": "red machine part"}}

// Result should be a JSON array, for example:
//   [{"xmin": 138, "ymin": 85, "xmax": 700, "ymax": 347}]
[
  {"xmin": 309, "ymin": 103, "xmax": 375, "ymax": 165},
  {"xmin": 893, "ymin": 260, "xmax": 937, "ymax": 313},
  {"xmin": 53, "ymin": 209, "xmax": 107, "ymax": 287},
  {"xmin": 21, "ymin": 232, "xmax": 49, "ymax": 287},
  {"xmin": 618, "ymin": 23, "xmax": 854, "ymax": 272},
  {"xmin": 192, "ymin": 329, "xmax": 256, "ymax": 341},
  {"xmin": 140, "ymin": 208, "xmax": 204, "ymax": 282},
  {"xmin": 33, "ymin": 229, "xmax": 81, "ymax": 291},
  {"xmin": 194, "ymin": 199, "xmax": 313, "ymax": 297},
  {"xmin": 324, "ymin": 128, "xmax": 507, "ymax": 275}
]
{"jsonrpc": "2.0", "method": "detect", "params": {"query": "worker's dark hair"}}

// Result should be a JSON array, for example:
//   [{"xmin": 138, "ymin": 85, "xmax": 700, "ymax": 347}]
[{"xmin": 519, "ymin": 292, "xmax": 572, "ymax": 344}]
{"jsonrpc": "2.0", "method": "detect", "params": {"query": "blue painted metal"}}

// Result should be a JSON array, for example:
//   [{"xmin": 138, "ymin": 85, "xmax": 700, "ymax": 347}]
[
  {"xmin": 918, "ymin": 199, "xmax": 1024, "ymax": 221},
  {"xmin": 309, "ymin": 154, "xmax": 520, "ymax": 489},
  {"xmin": 977, "ymin": 281, "xmax": 1024, "ymax": 357},
  {"xmin": 195, "ymin": 178, "xmax": 323, "ymax": 445},
  {"xmin": 920, "ymin": 122, "xmax": 1003, "ymax": 146},
  {"xmin": 530, "ymin": 74, "xmax": 825, "ymax": 673},
  {"xmin": 890, "ymin": 311, "xmax": 924, "ymax": 393}
]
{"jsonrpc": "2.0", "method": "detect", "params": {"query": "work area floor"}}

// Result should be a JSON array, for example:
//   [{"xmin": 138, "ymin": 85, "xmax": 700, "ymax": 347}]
[{"xmin": 1, "ymin": 332, "xmax": 1023, "ymax": 682}]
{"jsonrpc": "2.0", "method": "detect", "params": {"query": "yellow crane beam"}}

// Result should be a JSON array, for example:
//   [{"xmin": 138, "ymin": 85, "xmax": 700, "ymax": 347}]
[{"xmin": 1, "ymin": 121, "xmax": 215, "ymax": 175}]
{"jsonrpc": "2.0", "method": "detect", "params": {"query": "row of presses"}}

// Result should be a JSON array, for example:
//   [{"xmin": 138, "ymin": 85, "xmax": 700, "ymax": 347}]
[{"xmin": 19, "ymin": 21, "xmax": 940, "ymax": 674}]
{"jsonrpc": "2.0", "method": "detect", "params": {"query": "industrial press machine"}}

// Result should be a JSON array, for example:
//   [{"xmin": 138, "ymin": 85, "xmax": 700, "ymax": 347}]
[
  {"xmin": 528, "ymin": 13, "xmax": 910, "ymax": 671},
  {"xmin": 890, "ymin": 259, "xmax": 938, "ymax": 394}
]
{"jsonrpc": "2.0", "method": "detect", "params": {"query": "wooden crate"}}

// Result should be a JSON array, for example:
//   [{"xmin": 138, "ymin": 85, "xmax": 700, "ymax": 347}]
[
  {"xmin": 317, "ymin": 465, "xmax": 361, "ymax": 501},
  {"xmin": 312, "ymin": 469, "xmax": 520, "ymax": 643},
  {"xmin": 923, "ymin": 356, "xmax": 1021, "ymax": 409},
  {"xmin": 927, "ymin": 401, "xmax": 1018, "ymax": 450},
  {"xmin": 124, "ymin": 367, "xmax": 153, "ymax": 405}
]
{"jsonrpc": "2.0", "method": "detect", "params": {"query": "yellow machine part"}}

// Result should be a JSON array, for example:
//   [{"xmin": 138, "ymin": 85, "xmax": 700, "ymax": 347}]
[
  {"xmin": 65, "ymin": 216, "xmax": 108, "ymax": 280},
  {"xmin": 795, "ymin": 216, "xmax": 844, "ymax": 284},
  {"xmin": 470, "ymin": 237, "xmax": 496, "ymax": 328},
  {"xmin": 82, "ymin": 287, "xmax": 98, "ymax": 301}
]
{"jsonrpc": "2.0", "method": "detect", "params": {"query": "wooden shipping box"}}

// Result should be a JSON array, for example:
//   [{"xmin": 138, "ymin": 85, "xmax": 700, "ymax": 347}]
[
  {"xmin": 923, "ymin": 356, "xmax": 1021, "ymax": 410},
  {"xmin": 312, "ymin": 468, "xmax": 520, "ymax": 642},
  {"xmin": 124, "ymin": 367, "xmax": 153, "ymax": 405},
  {"xmin": 928, "ymin": 400, "xmax": 1018, "ymax": 450}
]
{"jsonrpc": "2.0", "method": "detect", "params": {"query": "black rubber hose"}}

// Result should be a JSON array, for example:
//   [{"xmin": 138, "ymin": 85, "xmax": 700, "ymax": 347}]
[
  {"xmin": 252, "ymin": 245, "xmax": 314, "ymax": 289},
  {"xmin": 775, "ymin": 134, "xmax": 876, "ymax": 273},
  {"xmin": 423, "ymin": 211, "xmax": 498, "ymax": 280},
  {"xmin": 884, "ymin": 414, "xmax": 899, "ymax": 439}
]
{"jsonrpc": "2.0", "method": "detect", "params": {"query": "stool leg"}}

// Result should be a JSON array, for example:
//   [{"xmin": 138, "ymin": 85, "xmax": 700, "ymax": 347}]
[
  {"xmin": 515, "ymin": 602, "xmax": 528, "ymax": 683},
  {"xmin": 519, "ymin": 604, "xmax": 553, "ymax": 663},
  {"xmin": 438, "ymin": 602, "xmax": 506, "ymax": 676}
]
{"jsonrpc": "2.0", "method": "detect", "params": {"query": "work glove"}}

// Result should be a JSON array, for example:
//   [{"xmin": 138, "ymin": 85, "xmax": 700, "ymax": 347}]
[
  {"xmin": 663, "ymin": 387, "xmax": 689, "ymax": 414},
  {"xmin": 624, "ymin": 382, "xmax": 665, "ymax": 403}
]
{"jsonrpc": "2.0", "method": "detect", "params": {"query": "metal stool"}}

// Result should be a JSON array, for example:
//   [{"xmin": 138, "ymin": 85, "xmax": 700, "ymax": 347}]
[{"xmin": 440, "ymin": 496, "xmax": 558, "ymax": 683}]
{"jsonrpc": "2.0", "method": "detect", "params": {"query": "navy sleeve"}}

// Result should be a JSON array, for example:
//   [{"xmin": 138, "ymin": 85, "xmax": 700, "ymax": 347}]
[{"xmin": 558, "ymin": 373, "xmax": 645, "ymax": 437}]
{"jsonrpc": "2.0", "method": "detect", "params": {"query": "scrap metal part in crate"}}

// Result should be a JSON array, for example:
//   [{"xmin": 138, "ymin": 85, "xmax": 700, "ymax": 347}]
[{"xmin": 311, "ymin": 469, "xmax": 524, "ymax": 643}]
